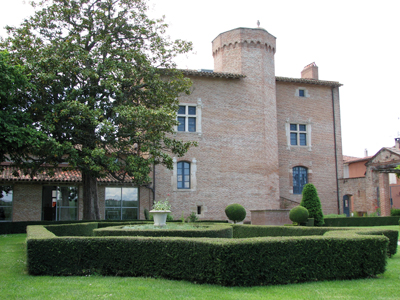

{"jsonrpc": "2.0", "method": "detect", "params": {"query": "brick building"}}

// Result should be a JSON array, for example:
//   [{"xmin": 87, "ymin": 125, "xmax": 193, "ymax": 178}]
[
  {"xmin": 341, "ymin": 139, "xmax": 400, "ymax": 217},
  {"xmin": 0, "ymin": 27, "xmax": 343, "ymax": 223}
]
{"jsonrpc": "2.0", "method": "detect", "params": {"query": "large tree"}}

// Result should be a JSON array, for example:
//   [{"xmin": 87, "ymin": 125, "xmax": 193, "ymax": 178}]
[
  {"xmin": 0, "ymin": 50, "xmax": 53, "ymax": 171},
  {"xmin": 1, "ymin": 0, "xmax": 195, "ymax": 220}
]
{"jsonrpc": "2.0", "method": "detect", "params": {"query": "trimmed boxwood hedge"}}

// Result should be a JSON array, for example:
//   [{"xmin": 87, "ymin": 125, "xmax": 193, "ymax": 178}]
[
  {"xmin": 26, "ymin": 223, "xmax": 395, "ymax": 286},
  {"xmin": 0, "ymin": 219, "xmax": 228, "ymax": 235},
  {"xmin": 233, "ymin": 224, "xmax": 398, "ymax": 256},
  {"xmin": 324, "ymin": 216, "xmax": 400, "ymax": 227},
  {"xmin": 94, "ymin": 224, "xmax": 233, "ymax": 238},
  {"xmin": 0, "ymin": 220, "xmax": 148, "ymax": 234}
]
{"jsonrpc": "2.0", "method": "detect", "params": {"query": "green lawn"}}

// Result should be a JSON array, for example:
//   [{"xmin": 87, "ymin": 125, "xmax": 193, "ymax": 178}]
[{"xmin": 1, "ymin": 226, "xmax": 399, "ymax": 300}]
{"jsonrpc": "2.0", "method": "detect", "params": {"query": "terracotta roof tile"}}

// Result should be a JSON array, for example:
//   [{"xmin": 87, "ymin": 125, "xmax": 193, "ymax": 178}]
[
  {"xmin": 0, "ymin": 165, "xmax": 135, "ymax": 184},
  {"xmin": 343, "ymin": 155, "xmax": 372, "ymax": 163}
]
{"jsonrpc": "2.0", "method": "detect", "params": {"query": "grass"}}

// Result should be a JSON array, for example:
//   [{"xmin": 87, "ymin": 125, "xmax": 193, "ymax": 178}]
[{"xmin": 1, "ymin": 226, "xmax": 399, "ymax": 300}]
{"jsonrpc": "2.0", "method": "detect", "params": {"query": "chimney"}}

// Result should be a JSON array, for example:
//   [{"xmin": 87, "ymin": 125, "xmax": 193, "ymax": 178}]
[
  {"xmin": 301, "ymin": 62, "xmax": 319, "ymax": 80},
  {"xmin": 395, "ymin": 138, "xmax": 400, "ymax": 149},
  {"xmin": 364, "ymin": 148, "xmax": 368, "ymax": 157}
]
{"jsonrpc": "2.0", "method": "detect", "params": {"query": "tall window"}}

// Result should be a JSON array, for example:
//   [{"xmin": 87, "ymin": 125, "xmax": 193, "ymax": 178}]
[
  {"xmin": 0, "ymin": 186, "xmax": 12, "ymax": 222},
  {"xmin": 56, "ymin": 187, "xmax": 78, "ymax": 221},
  {"xmin": 293, "ymin": 167, "xmax": 308, "ymax": 194},
  {"xmin": 290, "ymin": 124, "xmax": 307, "ymax": 146},
  {"xmin": 105, "ymin": 187, "xmax": 138, "ymax": 220},
  {"xmin": 177, "ymin": 105, "xmax": 196, "ymax": 132},
  {"xmin": 177, "ymin": 161, "xmax": 190, "ymax": 189}
]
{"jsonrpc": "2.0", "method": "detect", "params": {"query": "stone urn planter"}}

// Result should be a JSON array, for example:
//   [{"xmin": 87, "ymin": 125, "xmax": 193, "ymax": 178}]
[
  {"xmin": 150, "ymin": 210, "xmax": 171, "ymax": 227},
  {"xmin": 150, "ymin": 197, "xmax": 171, "ymax": 227}
]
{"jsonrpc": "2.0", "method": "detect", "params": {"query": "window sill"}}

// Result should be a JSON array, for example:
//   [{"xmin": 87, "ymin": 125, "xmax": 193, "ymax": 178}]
[{"xmin": 173, "ymin": 188, "xmax": 196, "ymax": 192}]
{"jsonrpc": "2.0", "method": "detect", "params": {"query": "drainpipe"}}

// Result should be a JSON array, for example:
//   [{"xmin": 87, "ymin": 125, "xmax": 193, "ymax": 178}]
[
  {"xmin": 152, "ymin": 162, "xmax": 156, "ymax": 205},
  {"xmin": 332, "ymin": 87, "xmax": 341, "ymax": 214}
]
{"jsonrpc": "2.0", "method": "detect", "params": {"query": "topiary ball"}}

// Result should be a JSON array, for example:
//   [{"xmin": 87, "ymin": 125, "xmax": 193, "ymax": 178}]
[
  {"xmin": 225, "ymin": 203, "xmax": 247, "ymax": 223},
  {"xmin": 289, "ymin": 206, "xmax": 309, "ymax": 224}
]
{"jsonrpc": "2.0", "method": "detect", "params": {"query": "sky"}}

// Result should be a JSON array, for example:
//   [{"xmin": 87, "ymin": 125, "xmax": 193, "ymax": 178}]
[{"xmin": 1, "ymin": 0, "xmax": 399, "ymax": 158}]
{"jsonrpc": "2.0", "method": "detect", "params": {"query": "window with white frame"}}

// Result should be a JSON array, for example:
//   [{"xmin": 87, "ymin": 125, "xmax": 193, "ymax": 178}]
[
  {"xmin": 177, "ymin": 105, "xmax": 196, "ymax": 132},
  {"xmin": 0, "ymin": 186, "xmax": 12, "ymax": 221},
  {"xmin": 176, "ymin": 100, "xmax": 202, "ymax": 135},
  {"xmin": 290, "ymin": 124, "xmax": 307, "ymax": 146},
  {"xmin": 286, "ymin": 121, "xmax": 312, "ymax": 150},
  {"xmin": 105, "ymin": 187, "xmax": 138, "ymax": 220}
]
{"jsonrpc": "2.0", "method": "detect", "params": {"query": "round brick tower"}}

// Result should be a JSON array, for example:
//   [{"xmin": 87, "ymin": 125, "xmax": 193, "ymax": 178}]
[{"xmin": 212, "ymin": 27, "xmax": 280, "ymax": 208}]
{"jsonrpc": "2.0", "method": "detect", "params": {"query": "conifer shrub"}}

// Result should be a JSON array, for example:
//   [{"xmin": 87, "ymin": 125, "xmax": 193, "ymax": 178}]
[
  {"xmin": 144, "ymin": 208, "xmax": 150, "ymax": 220},
  {"xmin": 225, "ymin": 204, "xmax": 246, "ymax": 223},
  {"xmin": 300, "ymin": 183, "xmax": 325, "ymax": 226},
  {"xmin": 289, "ymin": 206, "xmax": 309, "ymax": 224}
]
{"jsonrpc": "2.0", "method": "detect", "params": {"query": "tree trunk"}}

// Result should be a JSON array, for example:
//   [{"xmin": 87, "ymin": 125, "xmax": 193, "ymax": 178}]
[{"xmin": 82, "ymin": 171, "xmax": 101, "ymax": 220}]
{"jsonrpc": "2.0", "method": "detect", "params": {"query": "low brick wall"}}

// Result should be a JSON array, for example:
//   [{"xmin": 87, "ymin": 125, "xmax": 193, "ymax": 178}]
[{"xmin": 250, "ymin": 209, "xmax": 291, "ymax": 225}]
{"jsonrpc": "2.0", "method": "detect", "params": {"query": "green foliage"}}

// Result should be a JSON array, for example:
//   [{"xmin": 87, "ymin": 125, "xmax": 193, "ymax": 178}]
[
  {"xmin": 4, "ymin": 233, "xmax": 400, "ymax": 299},
  {"xmin": 0, "ymin": 50, "xmax": 52, "ymax": 169},
  {"xmin": 45, "ymin": 223, "xmax": 98, "ymax": 237},
  {"xmin": 300, "ymin": 183, "xmax": 324, "ymax": 226},
  {"xmin": 233, "ymin": 224, "xmax": 398, "ymax": 256},
  {"xmin": 166, "ymin": 213, "xmax": 174, "ymax": 221},
  {"xmin": 187, "ymin": 212, "xmax": 198, "ymax": 223},
  {"xmin": 180, "ymin": 211, "xmax": 185, "ymax": 223},
  {"xmin": 325, "ymin": 214, "xmax": 347, "ymax": 218},
  {"xmin": 390, "ymin": 208, "xmax": 400, "ymax": 216},
  {"xmin": 144, "ymin": 208, "xmax": 150, "ymax": 220},
  {"xmin": 152, "ymin": 200, "xmax": 171, "ymax": 211},
  {"xmin": 324, "ymin": 216, "xmax": 400, "ymax": 227},
  {"xmin": 289, "ymin": 206, "xmax": 309, "ymax": 224},
  {"xmin": 94, "ymin": 223, "xmax": 233, "ymax": 238},
  {"xmin": 27, "ymin": 224, "xmax": 390, "ymax": 286},
  {"xmin": 225, "ymin": 203, "xmax": 246, "ymax": 223},
  {"xmin": 1, "ymin": 0, "xmax": 196, "ymax": 219}
]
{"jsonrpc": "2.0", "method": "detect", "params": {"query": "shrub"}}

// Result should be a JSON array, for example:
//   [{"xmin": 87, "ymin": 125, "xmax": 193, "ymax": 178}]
[
  {"xmin": 144, "ymin": 208, "xmax": 150, "ymax": 220},
  {"xmin": 324, "ymin": 216, "xmax": 400, "ymax": 227},
  {"xmin": 289, "ymin": 206, "xmax": 309, "ymax": 224},
  {"xmin": 152, "ymin": 200, "xmax": 171, "ymax": 211},
  {"xmin": 187, "ymin": 212, "xmax": 198, "ymax": 223},
  {"xmin": 225, "ymin": 204, "xmax": 246, "ymax": 223},
  {"xmin": 301, "ymin": 183, "xmax": 324, "ymax": 226},
  {"xmin": 324, "ymin": 214, "xmax": 346, "ymax": 218},
  {"xmin": 391, "ymin": 208, "xmax": 400, "ymax": 216},
  {"xmin": 27, "ymin": 224, "xmax": 391, "ymax": 286}
]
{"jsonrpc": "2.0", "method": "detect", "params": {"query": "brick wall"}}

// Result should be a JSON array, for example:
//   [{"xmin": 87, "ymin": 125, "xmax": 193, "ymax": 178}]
[
  {"xmin": 155, "ymin": 28, "xmax": 281, "ymax": 221},
  {"xmin": 276, "ymin": 82, "xmax": 342, "ymax": 215},
  {"xmin": 12, "ymin": 184, "xmax": 42, "ymax": 221},
  {"xmin": 340, "ymin": 177, "xmax": 367, "ymax": 214}
]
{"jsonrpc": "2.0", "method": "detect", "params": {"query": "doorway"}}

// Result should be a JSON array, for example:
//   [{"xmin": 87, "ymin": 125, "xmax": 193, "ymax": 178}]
[
  {"xmin": 42, "ymin": 186, "xmax": 78, "ymax": 221},
  {"xmin": 343, "ymin": 195, "xmax": 351, "ymax": 217}
]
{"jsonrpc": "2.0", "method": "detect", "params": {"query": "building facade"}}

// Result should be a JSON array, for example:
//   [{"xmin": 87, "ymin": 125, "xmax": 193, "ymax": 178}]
[
  {"xmin": 152, "ymin": 28, "xmax": 343, "ymax": 221},
  {"xmin": 341, "ymin": 141, "xmax": 400, "ymax": 217},
  {"xmin": 1, "ymin": 27, "xmax": 343, "ymax": 223}
]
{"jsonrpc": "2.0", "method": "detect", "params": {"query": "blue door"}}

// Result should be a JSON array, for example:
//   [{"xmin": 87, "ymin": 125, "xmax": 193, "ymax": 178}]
[{"xmin": 343, "ymin": 195, "xmax": 350, "ymax": 217}]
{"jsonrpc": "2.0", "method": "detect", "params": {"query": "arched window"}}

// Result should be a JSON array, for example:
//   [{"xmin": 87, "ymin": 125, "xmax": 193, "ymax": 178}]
[
  {"xmin": 293, "ymin": 166, "xmax": 308, "ymax": 194},
  {"xmin": 177, "ymin": 161, "xmax": 190, "ymax": 189}
]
